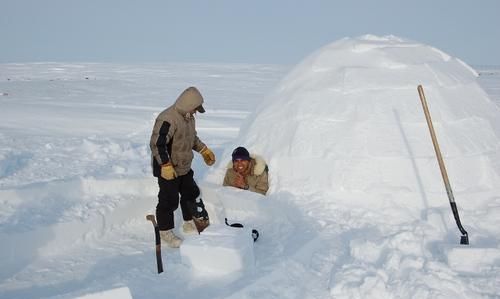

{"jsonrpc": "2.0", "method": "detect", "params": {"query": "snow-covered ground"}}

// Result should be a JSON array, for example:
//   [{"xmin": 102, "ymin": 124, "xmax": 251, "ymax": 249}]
[{"xmin": 1, "ymin": 36, "xmax": 500, "ymax": 299}]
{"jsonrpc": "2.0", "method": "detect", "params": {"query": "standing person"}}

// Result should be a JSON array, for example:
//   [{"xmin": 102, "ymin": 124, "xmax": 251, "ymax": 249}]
[
  {"xmin": 150, "ymin": 86, "xmax": 216, "ymax": 248},
  {"xmin": 223, "ymin": 146, "xmax": 269, "ymax": 195}
]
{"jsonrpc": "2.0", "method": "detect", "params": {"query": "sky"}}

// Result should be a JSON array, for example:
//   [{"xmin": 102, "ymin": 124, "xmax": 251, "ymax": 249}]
[{"xmin": 1, "ymin": 0, "xmax": 500, "ymax": 66}]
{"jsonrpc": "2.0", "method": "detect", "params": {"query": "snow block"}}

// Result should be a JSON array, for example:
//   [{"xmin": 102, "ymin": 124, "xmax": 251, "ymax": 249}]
[
  {"xmin": 447, "ymin": 247, "xmax": 500, "ymax": 272},
  {"xmin": 180, "ymin": 224, "xmax": 255, "ymax": 275}
]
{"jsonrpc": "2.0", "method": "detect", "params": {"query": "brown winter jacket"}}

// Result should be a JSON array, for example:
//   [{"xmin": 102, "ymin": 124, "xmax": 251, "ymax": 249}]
[
  {"xmin": 150, "ymin": 87, "xmax": 206, "ymax": 177},
  {"xmin": 223, "ymin": 155, "xmax": 269, "ymax": 195}
]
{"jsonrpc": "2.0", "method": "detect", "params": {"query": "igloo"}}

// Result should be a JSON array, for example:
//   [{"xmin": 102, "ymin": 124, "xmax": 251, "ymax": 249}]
[{"xmin": 240, "ymin": 35, "xmax": 500, "ymax": 201}]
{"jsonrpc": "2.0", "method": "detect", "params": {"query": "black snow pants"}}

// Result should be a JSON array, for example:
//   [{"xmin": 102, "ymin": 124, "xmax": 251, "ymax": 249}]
[{"xmin": 156, "ymin": 169, "xmax": 200, "ymax": 231}]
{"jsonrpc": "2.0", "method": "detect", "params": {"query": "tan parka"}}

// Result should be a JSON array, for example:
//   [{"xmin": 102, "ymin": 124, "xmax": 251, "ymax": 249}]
[
  {"xmin": 150, "ymin": 87, "xmax": 206, "ymax": 177},
  {"xmin": 223, "ymin": 155, "xmax": 269, "ymax": 195}
]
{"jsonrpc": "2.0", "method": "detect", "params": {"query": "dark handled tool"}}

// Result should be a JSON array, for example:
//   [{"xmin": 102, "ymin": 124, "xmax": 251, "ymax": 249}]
[
  {"xmin": 417, "ymin": 85, "xmax": 469, "ymax": 245},
  {"xmin": 146, "ymin": 214, "xmax": 164, "ymax": 273}
]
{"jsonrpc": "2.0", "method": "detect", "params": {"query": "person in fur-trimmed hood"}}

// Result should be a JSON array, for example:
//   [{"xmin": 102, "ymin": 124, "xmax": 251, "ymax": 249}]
[
  {"xmin": 150, "ymin": 86, "xmax": 216, "ymax": 248},
  {"xmin": 223, "ymin": 146, "xmax": 269, "ymax": 195}
]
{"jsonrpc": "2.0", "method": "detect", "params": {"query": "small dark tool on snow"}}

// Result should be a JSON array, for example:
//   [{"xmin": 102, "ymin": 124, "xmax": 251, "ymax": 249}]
[
  {"xmin": 146, "ymin": 214, "xmax": 164, "ymax": 273},
  {"xmin": 417, "ymin": 85, "xmax": 469, "ymax": 245},
  {"xmin": 225, "ymin": 218, "xmax": 260, "ymax": 242}
]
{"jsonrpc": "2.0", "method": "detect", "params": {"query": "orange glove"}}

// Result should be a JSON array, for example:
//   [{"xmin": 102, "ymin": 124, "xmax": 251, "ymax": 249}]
[
  {"xmin": 200, "ymin": 146, "xmax": 216, "ymax": 166},
  {"xmin": 161, "ymin": 162, "xmax": 177, "ymax": 180}
]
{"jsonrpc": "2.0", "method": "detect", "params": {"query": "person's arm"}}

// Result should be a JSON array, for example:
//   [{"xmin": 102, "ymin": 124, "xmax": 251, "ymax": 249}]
[
  {"xmin": 192, "ymin": 122, "xmax": 215, "ymax": 166},
  {"xmin": 192, "ymin": 134, "xmax": 206, "ymax": 153},
  {"xmin": 150, "ymin": 117, "xmax": 175, "ymax": 165},
  {"xmin": 223, "ymin": 169, "xmax": 247, "ymax": 190},
  {"xmin": 192, "ymin": 118, "xmax": 206, "ymax": 152}
]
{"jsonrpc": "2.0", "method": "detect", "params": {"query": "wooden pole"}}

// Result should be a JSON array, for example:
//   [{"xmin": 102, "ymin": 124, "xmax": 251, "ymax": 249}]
[{"xmin": 417, "ymin": 85, "xmax": 469, "ymax": 245}]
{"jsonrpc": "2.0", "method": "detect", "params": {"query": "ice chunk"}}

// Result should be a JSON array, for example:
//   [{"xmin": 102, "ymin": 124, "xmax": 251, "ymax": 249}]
[
  {"xmin": 180, "ymin": 224, "xmax": 255, "ymax": 275},
  {"xmin": 447, "ymin": 247, "xmax": 500, "ymax": 272}
]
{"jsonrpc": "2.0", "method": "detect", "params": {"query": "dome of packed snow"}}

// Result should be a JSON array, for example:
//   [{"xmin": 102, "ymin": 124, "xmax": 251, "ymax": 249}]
[{"xmin": 229, "ymin": 35, "xmax": 500, "ymax": 201}]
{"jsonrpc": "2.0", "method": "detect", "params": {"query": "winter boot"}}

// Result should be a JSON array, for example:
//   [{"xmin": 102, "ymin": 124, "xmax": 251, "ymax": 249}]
[
  {"xmin": 192, "ymin": 197, "xmax": 210, "ymax": 233},
  {"xmin": 160, "ymin": 229, "xmax": 182, "ymax": 248},
  {"xmin": 182, "ymin": 220, "xmax": 197, "ymax": 234}
]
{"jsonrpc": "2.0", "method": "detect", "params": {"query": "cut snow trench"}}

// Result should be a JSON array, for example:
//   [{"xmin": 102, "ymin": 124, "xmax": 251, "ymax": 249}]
[{"xmin": 0, "ymin": 177, "xmax": 156, "ymax": 281}]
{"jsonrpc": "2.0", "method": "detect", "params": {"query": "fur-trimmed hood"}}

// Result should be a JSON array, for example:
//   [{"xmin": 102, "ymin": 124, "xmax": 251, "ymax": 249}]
[
  {"xmin": 174, "ymin": 86, "xmax": 204, "ymax": 115},
  {"xmin": 226, "ymin": 154, "xmax": 267, "ymax": 176}
]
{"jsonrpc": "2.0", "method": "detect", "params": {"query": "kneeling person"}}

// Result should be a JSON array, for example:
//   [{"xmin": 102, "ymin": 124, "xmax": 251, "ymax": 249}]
[{"xmin": 223, "ymin": 147, "xmax": 269, "ymax": 195}]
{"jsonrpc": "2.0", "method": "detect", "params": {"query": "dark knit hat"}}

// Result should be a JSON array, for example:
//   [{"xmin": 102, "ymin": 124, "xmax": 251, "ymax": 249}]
[{"xmin": 232, "ymin": 146, "xmax": 250, "ymax": 161}]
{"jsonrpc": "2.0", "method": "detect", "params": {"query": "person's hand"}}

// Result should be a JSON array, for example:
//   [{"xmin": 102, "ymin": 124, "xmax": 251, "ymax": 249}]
[
  {"xmin": 233, "ymin": 173, "xmax": 248, "ymax": 189},
  {"xmin": 200, "ymin": 146, "xmax": 216, "ymax": 166},
  {"xmin": 161, "ymin": 162, "xmax": 177, "ymax": 180}
]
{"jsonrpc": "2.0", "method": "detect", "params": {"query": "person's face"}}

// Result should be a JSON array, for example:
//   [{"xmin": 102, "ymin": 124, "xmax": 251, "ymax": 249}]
[{"xmin": 233, "ymin": 159, "xmax": 250, "ymax": 175}]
